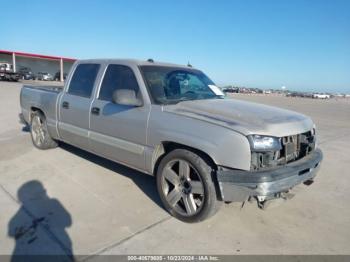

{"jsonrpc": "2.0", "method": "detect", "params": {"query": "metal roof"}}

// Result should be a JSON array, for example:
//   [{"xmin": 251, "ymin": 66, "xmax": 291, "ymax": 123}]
[
  {"xmin": 0, "ymin": 49, "xmax": 76, "ymax": 62},
  {"xmin": 0, "ymin": 50, "xmax": 192, "ymax": 68}
]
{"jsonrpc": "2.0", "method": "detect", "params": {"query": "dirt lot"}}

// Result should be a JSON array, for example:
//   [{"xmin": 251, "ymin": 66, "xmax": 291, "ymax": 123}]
[{"xmin": 1, "ymin": 81, "xmax": 349, "ymax": 258}]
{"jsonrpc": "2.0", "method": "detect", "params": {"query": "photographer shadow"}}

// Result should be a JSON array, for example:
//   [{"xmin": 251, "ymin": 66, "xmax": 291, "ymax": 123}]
[{"xmin": 8, "ymin": 180, "xmax": 73, "ymax": 262}]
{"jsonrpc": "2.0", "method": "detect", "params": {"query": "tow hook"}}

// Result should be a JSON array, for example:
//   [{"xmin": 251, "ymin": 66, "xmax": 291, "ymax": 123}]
[{"xmin": 256, "ymin": 192, "xmax": 295, "ymax": 210}]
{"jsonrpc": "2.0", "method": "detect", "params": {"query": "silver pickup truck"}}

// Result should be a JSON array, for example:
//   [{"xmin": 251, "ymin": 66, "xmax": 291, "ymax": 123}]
[{"xmin": 20, "ymin": 59, "xmax": 323, "ymax": 222}]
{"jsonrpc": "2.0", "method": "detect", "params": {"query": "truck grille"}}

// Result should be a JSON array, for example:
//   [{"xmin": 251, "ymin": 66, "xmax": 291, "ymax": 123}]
[
  {"xmin": 251, "ymin": 130, "xmax": 316, "ymax": 171},
  {"xmin": 280, "ymin": 131, "xmax": 315, "ymax": 163}
]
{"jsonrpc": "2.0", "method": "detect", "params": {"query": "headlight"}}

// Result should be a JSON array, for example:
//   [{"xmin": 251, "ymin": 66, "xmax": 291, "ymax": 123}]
[{"xmin": 248, "ymin": 135, "xmax": 282, "ymax": 152}]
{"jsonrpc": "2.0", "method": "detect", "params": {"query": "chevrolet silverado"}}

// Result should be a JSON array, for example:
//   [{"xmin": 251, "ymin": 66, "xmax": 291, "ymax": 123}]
[{"xmin": 20, "ymin": 59, "xmax": 323, "ymax": 222}]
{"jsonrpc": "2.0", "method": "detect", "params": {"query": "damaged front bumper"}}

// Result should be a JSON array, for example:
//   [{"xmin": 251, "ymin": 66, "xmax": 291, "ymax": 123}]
[{"xmin": 217, "ymin": 149, "xmax": 323, "ymax": 203}]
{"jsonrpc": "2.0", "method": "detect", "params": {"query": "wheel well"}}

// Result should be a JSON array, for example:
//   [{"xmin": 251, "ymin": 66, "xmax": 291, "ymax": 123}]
[
  {"xmin": 30, "ymin": 107, "xmax": 45, "ymax": 121},
  {"xmin": 153, "ymin": 141, "xmax": 223, "ymax": 201},
  {"xmin": 152, "ymin": 141, "xmax": 217, "ymax": 176}
]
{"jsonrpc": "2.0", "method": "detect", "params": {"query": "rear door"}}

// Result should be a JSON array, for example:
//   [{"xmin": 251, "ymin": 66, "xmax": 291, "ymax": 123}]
[
  {"xmin": 89, "ymin": 64, "xmax": 150, "ymax": 171},
  {"xmin": 58, "ymin": 63, "xmax": 100, "ymax": 150}
]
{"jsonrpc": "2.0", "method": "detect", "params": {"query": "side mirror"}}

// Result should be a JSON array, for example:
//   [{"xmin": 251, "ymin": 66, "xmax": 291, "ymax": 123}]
[{"xmin": 112, "ymin": 89, "xmax": 142, "ymax": 107}]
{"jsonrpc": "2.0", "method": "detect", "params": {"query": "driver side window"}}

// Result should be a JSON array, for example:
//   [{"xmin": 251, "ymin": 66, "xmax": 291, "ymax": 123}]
[{"xmin": 99, "ymin": 64, "xmax": 140, "ymax": 102}]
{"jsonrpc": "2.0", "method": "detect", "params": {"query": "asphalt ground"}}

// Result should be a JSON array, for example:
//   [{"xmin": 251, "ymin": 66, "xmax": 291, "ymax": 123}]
[{"xmin": 0, "ymin": 81, "xmax": 349, "ymax": 258}]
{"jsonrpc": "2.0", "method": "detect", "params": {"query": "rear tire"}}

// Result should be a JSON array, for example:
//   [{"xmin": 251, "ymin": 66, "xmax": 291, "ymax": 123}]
[
  {"xmin": 156, "ymin": 148, "xmax": 220, "ymax": 223},
  {"xmin": 30, "ymin": 111, "xmax": 58, "ymax": 150}
]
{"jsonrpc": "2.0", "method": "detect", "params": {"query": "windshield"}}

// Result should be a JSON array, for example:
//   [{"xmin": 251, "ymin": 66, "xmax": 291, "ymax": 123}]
[{"xmin": 140, "ymin": 66, "xmax": 224, "ymax": 104}]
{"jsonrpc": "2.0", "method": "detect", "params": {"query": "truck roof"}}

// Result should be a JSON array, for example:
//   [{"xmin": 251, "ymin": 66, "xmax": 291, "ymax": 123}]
[{"xmin": 75, "ymin": 58, "xmax": 196, "ymax": 69}]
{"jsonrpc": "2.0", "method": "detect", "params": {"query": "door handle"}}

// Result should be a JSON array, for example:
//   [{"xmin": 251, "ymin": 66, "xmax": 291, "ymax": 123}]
[
  {"xmin": 91, "ymin": 107, "xmax": 100, "ymax": 115},
  {"xmin": 62, "ymin": 101, "xmax": 69, "ymax": 109}
]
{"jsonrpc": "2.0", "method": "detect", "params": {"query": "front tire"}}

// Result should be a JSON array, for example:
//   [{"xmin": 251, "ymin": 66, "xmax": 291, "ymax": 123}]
[
  {"xmin": 30, "ymin": 111, "xmax": 58, "ymax": 149},
  {"xmin": 156, "ymin": 149, "xmax": 220, "ymax": 223}
]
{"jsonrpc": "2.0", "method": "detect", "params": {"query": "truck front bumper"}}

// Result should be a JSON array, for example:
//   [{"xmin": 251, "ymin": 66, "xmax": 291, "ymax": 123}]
[{"xmin": 217, "ymin": 149, "xmax": 323, "ymax": 202}]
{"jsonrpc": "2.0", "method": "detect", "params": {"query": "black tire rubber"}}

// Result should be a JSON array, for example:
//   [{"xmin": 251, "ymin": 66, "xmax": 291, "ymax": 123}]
[
  {"xmin": 30, "ymin": 111, "xmax": 58, "ymax": 150},
  {"xmin": 156, "ymin": 148, "xmax": 221, "ymax": 223}
]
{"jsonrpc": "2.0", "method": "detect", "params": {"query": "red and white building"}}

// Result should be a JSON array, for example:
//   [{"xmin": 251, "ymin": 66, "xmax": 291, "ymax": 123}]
[{"xmin": 0, "ymin": 49, "xmax": 76, "ymax": 81}]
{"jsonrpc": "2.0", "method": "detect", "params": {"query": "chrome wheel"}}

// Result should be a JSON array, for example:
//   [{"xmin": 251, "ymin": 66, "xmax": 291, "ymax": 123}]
[
  {"xmin": 161, "ymin": 159, "xmax": 205, "ymax": 216},
  {"xmin": 31, "ymin": 115, "xmax": 46, "ymax": 147}
]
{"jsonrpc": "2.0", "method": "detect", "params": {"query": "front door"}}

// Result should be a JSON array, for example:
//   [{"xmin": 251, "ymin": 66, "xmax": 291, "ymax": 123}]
[{"xmin": 89, "ymin": 64, "xmax": 150, "ymax": 171}]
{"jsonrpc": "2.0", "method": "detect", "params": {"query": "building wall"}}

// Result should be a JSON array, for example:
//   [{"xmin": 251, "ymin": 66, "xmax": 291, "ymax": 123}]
[
  {"xmin": 0, "ymin": 53, "xmax": 74, "ymax": 77},
  {"xmin": 0, "ymin": 53, "xmax": 12, "ymax": 64}
]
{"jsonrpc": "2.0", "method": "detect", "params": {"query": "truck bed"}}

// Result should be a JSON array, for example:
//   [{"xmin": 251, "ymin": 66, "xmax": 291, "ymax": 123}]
[
  {"xmin": 20, "ymin": 85, "xmax": 62, "ymax": 136},
  {"xmin": 23, "ymin": 84, "xmax": 63, "ymax": 93}
]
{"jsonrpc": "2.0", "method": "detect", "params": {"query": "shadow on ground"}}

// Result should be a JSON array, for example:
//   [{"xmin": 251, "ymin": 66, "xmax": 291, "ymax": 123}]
[
  {"xmin": 20, "ymin": 123, "xmax": 162, "ymax": 210},
  {"xmin": 59, "ymin": 142, "xmax": 163, "ymax": 210},
  {"xmin": 8, "ymin": 180, "xmax": 73, "ymax": 262}
]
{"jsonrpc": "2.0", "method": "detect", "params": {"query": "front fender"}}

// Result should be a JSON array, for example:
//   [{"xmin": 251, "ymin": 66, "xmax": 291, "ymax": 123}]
[{"xmin": 148, "ymin": 108, "xmax": 251, "ymax": 172}]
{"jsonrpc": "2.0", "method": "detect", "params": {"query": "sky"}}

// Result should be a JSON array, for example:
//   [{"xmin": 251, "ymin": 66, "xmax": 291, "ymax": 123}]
[{"xmin": 1, "ymin": 0, "xmax": 349, "ymax": 92}]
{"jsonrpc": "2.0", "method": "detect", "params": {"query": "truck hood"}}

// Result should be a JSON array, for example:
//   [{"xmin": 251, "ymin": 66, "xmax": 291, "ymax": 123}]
[{"xmin": 163, "ymin": 98, "xmax": 313, "ymax": 137}]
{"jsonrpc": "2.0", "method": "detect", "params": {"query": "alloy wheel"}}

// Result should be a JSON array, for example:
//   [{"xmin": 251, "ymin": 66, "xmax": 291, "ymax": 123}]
[
  {"xmin": 161, "ymin": 159, "xmax": 205, "ymax": 216},
  {"xmin": 31, "ymin": 115, "xmax": 46, "ymax": 146}
]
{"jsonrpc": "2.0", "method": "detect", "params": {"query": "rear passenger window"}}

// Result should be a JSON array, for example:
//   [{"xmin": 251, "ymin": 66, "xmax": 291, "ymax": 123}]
[
  {"xmin": 99, "ymin": 65, "xmax": 140, "ymax": 101},
  {"xmin": 68, "ymin": 64, "xmax": 100, "ymax": 98}
]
